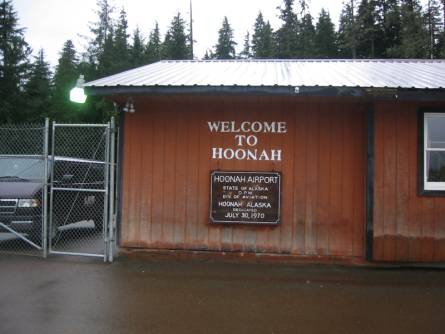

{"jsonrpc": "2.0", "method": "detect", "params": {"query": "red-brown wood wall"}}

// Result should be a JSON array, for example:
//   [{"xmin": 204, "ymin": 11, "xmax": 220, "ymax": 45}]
[
  {"xmin": 374, "ymin": 101, "xmax": 445, "ymax": 262},
  {"xmin": 120, "ymin": 96, "xmax": 366, "ymax": 258}
]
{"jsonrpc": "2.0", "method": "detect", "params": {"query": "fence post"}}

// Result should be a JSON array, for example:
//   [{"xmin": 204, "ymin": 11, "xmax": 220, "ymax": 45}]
[
  {"xmin": 42, "ymin": 118, "xmax": 50, "ymax": 258},
  {"xmin": 48, "ymin": 122, "xmax": 56, "ymax": 255},
  {"xmin": 108, "ymin": 117, "xmax": 116, "ymax": 262},
  {"xmin": 103, "ymin": 122, "xmax": 111, "ymax": 262}
]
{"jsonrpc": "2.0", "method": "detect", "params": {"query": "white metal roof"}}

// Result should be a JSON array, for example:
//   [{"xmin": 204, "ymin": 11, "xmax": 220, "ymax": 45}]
[{"xmin": 84, "ymin": 59, "xmax": 445, "ymax": 90}]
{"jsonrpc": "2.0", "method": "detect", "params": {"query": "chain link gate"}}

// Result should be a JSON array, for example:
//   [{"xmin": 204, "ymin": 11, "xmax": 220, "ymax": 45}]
[
  {"xmin": 0, "ymin": 120, "xmax": 50, "ymax": 257},
  {"xmin": 0, "ymin": 119, "xmax": 116, "ymax": 261},
  {"xmin": 49, "ymin": 120, "xmax": 116, "ymax": 262}
]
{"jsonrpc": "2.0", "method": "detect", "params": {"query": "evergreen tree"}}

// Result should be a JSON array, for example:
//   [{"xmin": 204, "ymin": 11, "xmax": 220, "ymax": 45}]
[
  {"xmin": 0, "ymin": 0, "xmax": 31, "ymax": 123},
  {"xmin": 275, "ymin": 0, "xmax": 299, "ymax": 58},
  {"xmin": 239, "ymin": 31, "xmax": 251, "ymax": 59},
  {"xmin": 440, "ymin": 0, "xmax": 445, "ymax": 57},
  {"xmin": 314, "ymin": 9, "xmax": 337, "ymax": 58},
  {"xmin": 442, "ymin": 0, "xmax": 445, "ymax": 25},
  {"xmin": 337, "ymin": 0, "xmax": 358, "ymax": 58},
  {"xmin": 379, "ymin": 0, "xmax": 402, "ymax": 57},
  {"xmin": 203, "ymin": 49, "xmax": 213, "ymax": 59},
  {"xmin": 23, "ymin": 49, "xmax": 52, "ymax": 122},
  {"xmin": 130, "ymin": 27, "xmax": 145, "ymax": 67},
  {"xmin": 52, "ymin": 40, "xmax": 83, "ymax": 121},
  {"xmin": 298, "ymin": 0, "xmax": 309, "ymax": 16},
  {"xmin": 87, "ymin": 0, "xmax": 114, "ymax": 72},
  {"xmin": 162, "ymin": 13, "xmax": 191, "ymax": 60},
  {"xmin": 145, "ymin": 22, "xmax": 162, "ymax": 63},
  {"xmin": 356, "ymin": 0, "xmax": 384, "ymax": 58},
  {"xmin": 400, "ymin": 0, "xmax": 428, "ymax": 58},
  {"xmin": 252, "ymin": 12, "xmax": 266, "ymax": 57},
  {"xmin": 299, "ymin": 12, "xmax": 316, "ymax": 57},
  {"xmin": 214, "ymin": 16, "xmax": 237, "ymax": 59},
  {"xmin": 424, "ymin": 0, "xmax": 443, "ymax": 58},
  {"xmin": 96, "ymin": 26, "xmax": 115, "ymax": 77},
  {"xmin": 112, "ymin": 7, "xmax": 130, "ymax": 72},
  {"xmin": 262, "ymin": 22, "xmax": 275, "ymax": 58},
  {"xmin": 252, "ymin": 12, "xmax": 275, "ymax": 58}
]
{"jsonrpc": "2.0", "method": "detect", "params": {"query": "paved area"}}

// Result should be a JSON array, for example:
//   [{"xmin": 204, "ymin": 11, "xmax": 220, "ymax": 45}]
[
  {"xmin": 0, "ymin": 254, "xmax": 445, "ymax": 334},
  {"xmin": 0, "ymin": 223, "xmax": 104, "ymax": 256}
]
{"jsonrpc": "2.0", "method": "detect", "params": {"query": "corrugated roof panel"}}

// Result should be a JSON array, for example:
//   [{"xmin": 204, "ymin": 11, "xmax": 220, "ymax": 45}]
[{"xmin": 84, "ymin": 59, "xmax": 445, "ymax": 89}]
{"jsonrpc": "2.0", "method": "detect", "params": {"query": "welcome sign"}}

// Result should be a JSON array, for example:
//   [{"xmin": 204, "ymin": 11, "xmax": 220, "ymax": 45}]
[{"xmin": 207, "ymin": 121, "xmax": 287, "ymax": 161}]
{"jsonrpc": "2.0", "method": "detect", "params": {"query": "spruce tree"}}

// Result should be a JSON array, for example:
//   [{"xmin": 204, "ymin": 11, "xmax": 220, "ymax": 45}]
[
  {"xmin": 400, "ymin": 0, "xmax": 428, "ymax": 58},
  {"xmin": 356, "ymin": 0, "xmax": 384, "ymax": 58},
  {"xmin": 252, "ymin": 12, "xmax": 266, "ymax": 57},
  {"xmin": 379, "ymin": 0, "xmax": 402, "ymax": 57},
  {"xmin": 52, "ymin": 40, "xmax": 83, "ymax": 121},
  {"xmin": 299, "ymin": 13, "xmax": 316, "ymax": 57},
  {"xmin": 0, "ymin": 0, "xmax": 31, "ymax": 123},
  {"xmin": 276, "ymin": 0, "xmax": 299, "ymax": 58},
  {"xmin": 424, "ymin": 0, "xmax": 443, "ymax": 58},
  {"xmin": 203, "ymin": 49, "xmax": 213, "ymax": 59},
  {"xmin": 262, "ymin": 22, "xmax": 276, "ymax": 58},
  {"xmin": 113, "ymin": 7, "xmax": 130, "ymax": 72},
  {"xmin": 440, "ymin": 0, "xmax": 445, "ymax": 57},
  {"xmin": 442, "ymin": 0, "xmax": 445, "ymax": 25},
  {"xmin": 337, "ymin": 0, "xmax": 358, "ymax": 58},
  {"xmin": 71, "ymin": 0, "xmax": 118, "ymax": 122},
  {"xmin": 130, "ymin": 27, "xmax": 145, "ymax": 67},
  {"xmin": 145, "ymin": 22, "xmax": 162, "ymax": 63},
  {"xmin": 87, "ymin": 0, "xmax": 114, "ymax": 73},
  {"xmin": 314, "ymin": 9, "xmax": 337, "ymax": 58},
  {"xmin": 252, "ymin": 12, "xmax": 275, "ymax": 58},
  {"xmin": 214, "ymin": 16, "xmax": 237, "ymax": 59},
  {"xmin": 239, "ymin": 31, "xmax": 251, "ymax": 59},
  {"xmin": 162, "ymin": 13, "xmax": 191, "ymax": 60},
  {"xmin": 298, "ymin": 0, "xmax": 309, "ymax": 16},
  {"xmin": 96, "ymin": 26, "xmax": 115, "ymax": 77},
  {"xmin": 23, "ymin": 49, "xmax": 52, "ymax": 122}
]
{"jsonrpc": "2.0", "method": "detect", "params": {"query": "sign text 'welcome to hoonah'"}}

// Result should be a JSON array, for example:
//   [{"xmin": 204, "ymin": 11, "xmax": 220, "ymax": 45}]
[{"xmin": 207, "ymin": 121, "xmax": 287, "ymax": 161}]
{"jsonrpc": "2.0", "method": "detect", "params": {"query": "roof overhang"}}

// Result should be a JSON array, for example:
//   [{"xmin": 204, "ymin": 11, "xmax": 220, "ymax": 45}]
[
  {"xmin": 85, "ymin": 85, "xmax": 445, "ymax": 101},
  {"xmin": 85, "ymin": 85, "xmax": 365, "ymax": 97},
  {"xmin": 83, "ymin": 60, "xmax": 445, "ymax": 102}
]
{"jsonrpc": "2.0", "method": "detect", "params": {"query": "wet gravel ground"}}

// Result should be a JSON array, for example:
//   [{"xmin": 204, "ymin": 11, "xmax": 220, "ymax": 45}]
[{"xmin": 0, "ymin": 253, "xmax": 445, "ymax": 334}]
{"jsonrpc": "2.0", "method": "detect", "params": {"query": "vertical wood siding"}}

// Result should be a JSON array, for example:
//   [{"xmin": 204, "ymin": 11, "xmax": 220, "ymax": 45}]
[
  {"xmin": 121, "ymin": 96, "xmax": 366, "ymax": 257},
  {"xmin": 374, "ymin": 102, "xmax": 445, "ymax": 262}
]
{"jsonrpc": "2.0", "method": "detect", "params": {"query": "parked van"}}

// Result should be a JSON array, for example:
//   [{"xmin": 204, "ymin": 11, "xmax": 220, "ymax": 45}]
[{"xmin": 0, "ymin": 155, "xmax": 105, "ymax": 241}]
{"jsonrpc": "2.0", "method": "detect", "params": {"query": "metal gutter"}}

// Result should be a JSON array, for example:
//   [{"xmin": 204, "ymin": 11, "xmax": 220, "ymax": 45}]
[
  {"xmin": 85, "ymin": 85, "xmax": 445, "ymax": 101},
  {"xmin": 85, "ymin": 85, "xmax": 366, "ymax": 97}
]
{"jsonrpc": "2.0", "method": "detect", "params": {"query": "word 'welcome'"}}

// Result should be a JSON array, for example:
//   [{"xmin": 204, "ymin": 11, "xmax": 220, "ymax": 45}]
[
  {"xmin": 208, "ymin": 121, "xmax": 287, "ymax": 161},
  {"xmin": 207, "ymin": 121, "xmax": 287, "ymax": 133}
]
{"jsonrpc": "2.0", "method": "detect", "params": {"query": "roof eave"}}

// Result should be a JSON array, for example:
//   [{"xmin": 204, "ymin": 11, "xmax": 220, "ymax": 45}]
[
  {"xmin": 84, "ymin": 85, "xmax": 445, "ymax": 101},
  {"xmin": 84, "ymin": 85, "xmax": 365, "ymax": 97}
]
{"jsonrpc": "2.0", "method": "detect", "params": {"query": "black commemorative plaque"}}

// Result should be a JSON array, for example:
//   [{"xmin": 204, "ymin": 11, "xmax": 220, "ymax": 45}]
[{"xmin": 210, "ymin": 171, "xmax": 281, "ymax": 225}]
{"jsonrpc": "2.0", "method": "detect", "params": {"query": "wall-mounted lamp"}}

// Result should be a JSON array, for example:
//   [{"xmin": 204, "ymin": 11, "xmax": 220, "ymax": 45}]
[
  {"xmin": 123, "ymin": 97, "xmax": 135, "ymax": 113},
  {"xmin": 70, "ymin": 75, "xmax": 87, "ymax": 104}
]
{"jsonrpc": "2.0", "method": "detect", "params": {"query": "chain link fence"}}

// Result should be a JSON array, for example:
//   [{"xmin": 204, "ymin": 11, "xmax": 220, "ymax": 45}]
[
  {"xmin": 0, "ymin": 119, "xmax": 116, "ymax": 262},
  {"xmin": 0, "ymin": 121, "xmax": 49, "ymax": 256},
  {"xmin": 49, "ymin": 122, "xmax": 115, "ymax": 261}
]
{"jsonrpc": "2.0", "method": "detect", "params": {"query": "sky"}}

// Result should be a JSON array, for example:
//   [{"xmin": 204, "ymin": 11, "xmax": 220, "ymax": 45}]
[
  {"xmin": 12, "ymin": 0, "xmax": 350, "ymax": 66},
  {"xmin": 11, "ymin": 0, "xmax": 428, "ymax": 67}
]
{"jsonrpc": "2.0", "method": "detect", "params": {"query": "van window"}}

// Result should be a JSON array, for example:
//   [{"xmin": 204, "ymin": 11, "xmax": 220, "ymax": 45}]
[{"xmin": 0, "ymin": 157, "xmax": 45, "ymax": 181}]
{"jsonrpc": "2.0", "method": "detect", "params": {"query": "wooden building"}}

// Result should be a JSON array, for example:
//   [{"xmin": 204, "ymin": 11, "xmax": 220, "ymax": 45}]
[{"xmin": 85, "ymin": 59, "xmax": 445, "ymax": 263}]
